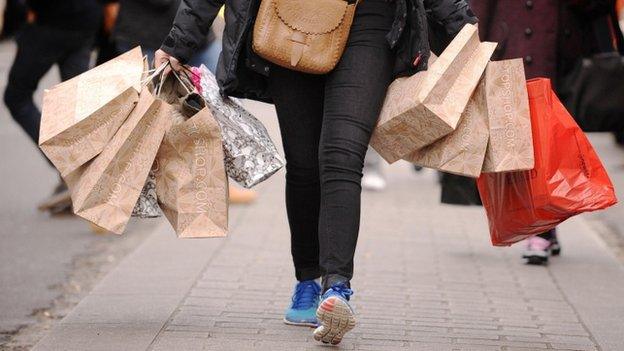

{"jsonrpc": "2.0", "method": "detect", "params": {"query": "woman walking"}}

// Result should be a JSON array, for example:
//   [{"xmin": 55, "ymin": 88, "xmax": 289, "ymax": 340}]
[{"xmin": 156, "ymin": 0, "xmax": 476, "ymax": 344}]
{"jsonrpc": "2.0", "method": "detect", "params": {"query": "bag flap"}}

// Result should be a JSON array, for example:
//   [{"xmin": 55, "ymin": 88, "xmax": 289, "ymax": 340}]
[{"xmin": 274, "ymin": 0, "xmax": 348, "ymax": 34}]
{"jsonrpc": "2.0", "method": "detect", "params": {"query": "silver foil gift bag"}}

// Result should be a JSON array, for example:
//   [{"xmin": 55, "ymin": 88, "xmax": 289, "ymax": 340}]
[
  {"xmin": 131, "ymin": 169, "xmax": 162, "ymax": 218},
  {"xmin": 197, "ymin": 65, "xmax": 284, "ymax": 188}
]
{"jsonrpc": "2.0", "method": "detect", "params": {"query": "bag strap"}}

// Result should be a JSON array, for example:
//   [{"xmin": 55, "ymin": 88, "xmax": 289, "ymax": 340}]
[
  {"xmin": 141, "ymin": 62, "xmax": 169, "ymax": 88},
  {"xmin": 171, "ymin": 70, "xmax": 194, "ymax": 95}
]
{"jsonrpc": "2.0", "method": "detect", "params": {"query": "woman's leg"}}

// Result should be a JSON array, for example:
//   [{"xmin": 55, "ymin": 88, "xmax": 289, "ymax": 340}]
[
  {"xmin": 269, "ymin": 66, "xmax": 327, "ymax": 326},
  {"xmin": 269, "ymin": 65, "xmax": 325, "ymax": 282},
  {"xmin": 318, "ymin": 0, "xmax": 397, "ymax": 290},
  {"xmin": 312, "ymin": 0, "xmax": 397, "ymax": 344}
]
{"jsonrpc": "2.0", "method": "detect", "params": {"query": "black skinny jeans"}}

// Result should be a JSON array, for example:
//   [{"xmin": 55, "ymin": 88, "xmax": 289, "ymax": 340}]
[
  {"xmin": 269, "ymin": 0, "xmax": 396, "ymax": 290},
  {"xmin": 4, "ymin": 24, "xmax": 93, "ymax": 145}
]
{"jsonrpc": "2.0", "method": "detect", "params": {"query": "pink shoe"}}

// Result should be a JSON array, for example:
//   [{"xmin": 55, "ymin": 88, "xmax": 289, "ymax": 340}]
[{"xmin": 522, "ymin": 236, "xmax": 553, "ymax": 265}]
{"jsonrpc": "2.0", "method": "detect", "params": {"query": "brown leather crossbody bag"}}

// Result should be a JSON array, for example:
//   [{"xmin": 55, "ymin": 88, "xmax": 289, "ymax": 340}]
[{"xmin": 252, "ymin": 0, "xmax": 359, "ymax": 75}]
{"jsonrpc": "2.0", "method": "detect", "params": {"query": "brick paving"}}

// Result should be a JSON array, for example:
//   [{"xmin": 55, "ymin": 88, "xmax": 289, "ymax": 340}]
[
  {"xmin": 32, "ymin": 104, "xmax": 624, "ymax": 351},
  {"xmin": 144, "ymin": 165, "xmax": 604, "ymax": 351}
]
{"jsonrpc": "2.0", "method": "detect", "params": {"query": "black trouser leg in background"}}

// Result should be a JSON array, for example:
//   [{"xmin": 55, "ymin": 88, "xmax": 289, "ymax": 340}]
[
  {"xmin": 269, "ymin": 0, "xmax": 396, "ymax": 291},
  {"xmin": 4, "ymin": 24, "xmax": 92, "ymax": 147},
  {"xmin": 538, "ymin": 229, "xmax": 557, "ymax": 241}
]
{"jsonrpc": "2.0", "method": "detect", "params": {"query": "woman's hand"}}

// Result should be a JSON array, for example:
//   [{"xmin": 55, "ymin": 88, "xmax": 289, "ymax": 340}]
[{"xmin": 154, "ymin": 49, "xmax": 183, "ymax": 75}]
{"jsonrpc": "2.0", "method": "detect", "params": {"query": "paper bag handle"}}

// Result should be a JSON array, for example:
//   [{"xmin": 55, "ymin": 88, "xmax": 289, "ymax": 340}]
[{"xmin": 141, "ymin": 62, "xmax": 170, "ymax": 88}]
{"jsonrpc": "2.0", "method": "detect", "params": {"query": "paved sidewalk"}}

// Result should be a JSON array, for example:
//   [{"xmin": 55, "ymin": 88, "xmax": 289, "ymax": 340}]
[{"xmin": 32, "ymin": 103, "xmax": 624, "ymax": 351}]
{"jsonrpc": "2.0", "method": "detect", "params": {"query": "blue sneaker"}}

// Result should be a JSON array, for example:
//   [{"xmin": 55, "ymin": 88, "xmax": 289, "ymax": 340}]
[
  {"xmin": 313, "ymin": 283, "xmax": 356, "ymax": 345},
  {"xmin": 283, "ymin": 280, "xmax": 321, "ymax": 327}
]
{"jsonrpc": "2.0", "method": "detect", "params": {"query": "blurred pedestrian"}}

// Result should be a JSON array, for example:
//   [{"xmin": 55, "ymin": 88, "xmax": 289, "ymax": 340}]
[
  {"xmin": 3, "ymin": 0, "xmax": 107, "ymax": 213},
  {"xmin": 0, "ymin": 0, "xmax": 28, "ymax": 39},
  {"xmin": 469, "ymin": 0, "xmax": 618, "ymax": 264},
  {"xmin": 155, "ymin": 0, "xmax": 476, "ymax": 344}
]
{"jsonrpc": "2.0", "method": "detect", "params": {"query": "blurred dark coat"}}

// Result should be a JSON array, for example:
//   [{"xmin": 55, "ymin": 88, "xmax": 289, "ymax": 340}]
[
  {"xmin": 27, "ymin": 0, "xmax": 107, "ymax": 31},
  {"xmin": 469, "ymin": 0, "xmax": 616, "ymax": 84},
  {"xmin": 113, "ymin": 0, "xmax": 183, "ymax": 50}
]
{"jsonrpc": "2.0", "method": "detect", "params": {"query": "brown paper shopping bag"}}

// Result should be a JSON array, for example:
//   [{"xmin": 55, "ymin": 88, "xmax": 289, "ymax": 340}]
[
  {"xmin": 481, "ymin": 59, "xmax": 534, "ymax": 173},
  {"xmin": 67, "ymin": 89, "xmax": 172, "ymax": 234},
  {"xmin": 39, "ymin": 47, "xmax": 144, "ymax": 177},
  {"xmin": 404, "ymin": 77, "xmax": 489, "ymax": 178},
  {"xmin": 155, "ymin": 106, "xmax": 228, "ymax": 238},
  {"xmin": 155, "ymin": 75, "xmax": 228, "ymax": 238},
  {"xmin": 370, "ymin": 24, "xmax": 497, "ymax": 163}
]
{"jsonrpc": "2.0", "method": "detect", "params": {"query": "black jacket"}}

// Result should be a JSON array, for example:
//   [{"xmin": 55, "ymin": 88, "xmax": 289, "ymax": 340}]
[{"xmin": 161, "ymin": 0, "xmax": 477, "ymax": 102}]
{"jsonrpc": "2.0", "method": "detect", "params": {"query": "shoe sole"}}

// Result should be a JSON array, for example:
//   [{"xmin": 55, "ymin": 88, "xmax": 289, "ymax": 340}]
[
  {"xmin": 313, "ymin": 297, "xmax": 356, "ymax": 345},
  {"xmin": 523, "ymin": 254, "xmax": 549, "ymax": 265},
  {"xmin": 282, "ymin": 318, "xmax": 317, "ymax": 327},
  {"xmin": 523, "ymin": 249, "xmax": 550, "ymax": 265}
]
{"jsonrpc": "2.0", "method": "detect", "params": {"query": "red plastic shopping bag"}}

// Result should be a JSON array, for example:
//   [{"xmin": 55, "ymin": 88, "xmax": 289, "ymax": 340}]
[{"xmin": 477, "ymin": 78, "xmax": 617, "ymax": 246}]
